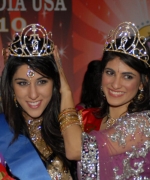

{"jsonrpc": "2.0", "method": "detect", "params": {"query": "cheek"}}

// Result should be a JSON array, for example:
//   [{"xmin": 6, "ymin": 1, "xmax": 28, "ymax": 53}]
[
  {"xmin": 101, "ymin": 75, "xmax": 111, "ymax": 87},
  {"xmin": 125, "ymin": 81, "xmax": 140, "ymax": 94},
  {"xmin": 43, "ymin": 84, "xmax": 53, "ymax": 98},
  {"xmin": 13, "ymin": 86, "xmax": 25, "ymax": 98}
]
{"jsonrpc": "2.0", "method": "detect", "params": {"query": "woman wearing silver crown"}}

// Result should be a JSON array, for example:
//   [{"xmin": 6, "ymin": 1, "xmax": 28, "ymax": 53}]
[
  {"xmin": 58, "ymin": 22, "xmax": 150, "ymax": 179},
  {"xmin": 0, "ymin": 24, "xmax": 77, "ymax": 180}
]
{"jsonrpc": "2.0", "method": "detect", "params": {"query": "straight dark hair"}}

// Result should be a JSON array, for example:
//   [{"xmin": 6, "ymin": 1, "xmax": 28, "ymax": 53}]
[
  {"xmin": 80, "ymin": 60, "xmax": 102, "ymax": 108},
  {"xmin": 1, "ymin": 55, "xmax": 77, "ymax": 178}
]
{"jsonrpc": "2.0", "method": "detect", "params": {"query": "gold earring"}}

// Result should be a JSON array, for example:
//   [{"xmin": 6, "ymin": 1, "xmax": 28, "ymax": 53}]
[
  {"xmin": 14, "ymin": 94, "xmax": 18, "ymax": 107},
  {"xmin": 138, "ymin": 89, "xmax": 144, "ymax": 101}
]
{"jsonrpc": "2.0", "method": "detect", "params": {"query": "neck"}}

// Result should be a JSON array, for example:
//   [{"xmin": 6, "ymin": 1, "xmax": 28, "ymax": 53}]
[
  {"xmin": 109, "ymin": 105, "xmax": 128, "ymax": 119},
  {"xmin": 22, "ymin": 112, "xmax": 43, "ymax": 122}
]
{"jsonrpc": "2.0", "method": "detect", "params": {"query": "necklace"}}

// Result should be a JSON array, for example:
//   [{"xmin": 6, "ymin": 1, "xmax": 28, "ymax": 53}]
[
  {"xmin": 106, "ymin": 114, "xmax": 118, "ymax": 129},
  {"xmin": 26, "ymin": 118, "xmax": 53, "ymax": 159},
  {"xmin": 22, "ymin": 112, "xmax": 53, "ymax": 158}
]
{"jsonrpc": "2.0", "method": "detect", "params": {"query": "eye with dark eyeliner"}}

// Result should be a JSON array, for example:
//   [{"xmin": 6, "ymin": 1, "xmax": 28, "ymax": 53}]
[
  {"xmin": 104, "ymin": 69, "xmax": 114, "ymax": 76},
  {"xmin": 124, "ymin": 74, "xmax": 133, "ymax": 80},
  {"xmin": 37, "ymin": 79, "xmax": 48, "ymax": 85},
  {"xmin": 17, "ymin": 81, "xmax": 29, "ymax": 86}
]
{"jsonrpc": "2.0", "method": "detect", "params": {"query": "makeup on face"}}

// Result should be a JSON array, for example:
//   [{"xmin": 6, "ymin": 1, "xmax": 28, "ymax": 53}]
[
  {"xmin": 12, "ymin": 64, "xmax": 53, "ymax": 119},
  {"xmin": 101, "ymin": 57, "xmax": 141, "ymax": 110}
]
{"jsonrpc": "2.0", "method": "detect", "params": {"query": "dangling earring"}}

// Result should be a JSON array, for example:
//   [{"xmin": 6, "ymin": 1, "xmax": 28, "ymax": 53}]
[
  {"xmin": 14, "ymin": 94, "xmax": 18, "ymax": 107},
  {"xmin": 138, "ymin": 89, "xmax": 144, "ymax": 101},
  {"xmin": 101, "ymin": 86, "xmax": 105, "ymax": 97}
]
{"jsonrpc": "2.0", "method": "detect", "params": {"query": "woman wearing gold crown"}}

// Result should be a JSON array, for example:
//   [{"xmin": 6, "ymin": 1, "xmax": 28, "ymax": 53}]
[
  {"xmin": 58, "ymin": 22, "xmax": 150, "ymax": 179},
  {"xmin": 0, "ymin": 24, "xmax": 77, "ymax": 180},
  {"xmin": 1, "ymin": 21, "xmax": 150, "ymax": 179}
]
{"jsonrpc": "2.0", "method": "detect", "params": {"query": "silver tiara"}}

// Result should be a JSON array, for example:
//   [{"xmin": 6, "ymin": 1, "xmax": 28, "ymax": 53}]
[
  {"xmin": 9, "ymin": 24, "xmax": 54, "ymax": 57},
  {"xmin": 104, "ymin": 22, "xmax": 150, "ymax": 67}
]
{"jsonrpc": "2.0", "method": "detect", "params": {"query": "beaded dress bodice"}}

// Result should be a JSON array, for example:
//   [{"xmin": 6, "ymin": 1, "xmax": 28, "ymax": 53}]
[{"xmin": 26, "ymin": 118, "xmax": 72, "ymax": 180}]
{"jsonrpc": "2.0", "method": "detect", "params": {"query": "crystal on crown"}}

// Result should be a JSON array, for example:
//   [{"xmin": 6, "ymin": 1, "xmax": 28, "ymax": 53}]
[
  {"xmin": 104, "ymin": 22, "xmax": 150, "ymax": 67},
  {"xmin": 9, "ymin": 24, "xmax": 54, "ymax": 57}
]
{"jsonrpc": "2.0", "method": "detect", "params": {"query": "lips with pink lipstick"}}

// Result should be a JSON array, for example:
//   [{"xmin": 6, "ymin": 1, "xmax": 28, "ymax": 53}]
[
  {"xmin": 27, "ymin": 101, "xmax": 41, "ymax": 109},
  {"xmin": 109, "ymin": 89, "xmax": 125, "ymax": 97}
]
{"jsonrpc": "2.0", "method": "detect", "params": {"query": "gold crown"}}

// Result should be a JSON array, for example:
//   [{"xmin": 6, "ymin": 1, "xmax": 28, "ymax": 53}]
[
  {"xmin": 9, "ymin": 24, "xmax": 54, "ymax": 57},
  {"xmin": 104, "ymin": 22, "xmax": 150, "ymax": 67}
]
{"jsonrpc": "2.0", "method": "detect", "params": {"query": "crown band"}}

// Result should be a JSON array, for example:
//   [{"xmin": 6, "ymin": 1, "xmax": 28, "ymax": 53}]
[
  {"xmin": 104, "ymin": 22, "xmax": 150, "ymax": 67},
  {"xmin": 9, "ymin": 24, "xmax": 54, "ymax": 57}
]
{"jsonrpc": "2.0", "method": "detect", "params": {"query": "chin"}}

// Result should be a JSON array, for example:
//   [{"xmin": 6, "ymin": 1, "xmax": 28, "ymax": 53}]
[
  {"xmin": 25, "ymin": 112, "xmax": 43, "ymax": 119},
  {"xmin": 108, "ymin": 101, "xmax": 125, "ymax": 107},
  {"xmin": 31, "ymin": 115, "xmax": 42, "ymax": 119}
]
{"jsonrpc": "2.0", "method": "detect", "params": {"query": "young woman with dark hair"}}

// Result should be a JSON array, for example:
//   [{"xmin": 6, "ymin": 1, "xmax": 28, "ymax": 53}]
[
  {"xmin": 0, "ymin": 24, "xmax": 77, "ymax": 180},
  {"xmin": 99, "ymin": 50, "xmax": 150, "ymax": 121},
  {"xmin": 58, "ymin": 22, "xmax": 150, "ymax": 179}
]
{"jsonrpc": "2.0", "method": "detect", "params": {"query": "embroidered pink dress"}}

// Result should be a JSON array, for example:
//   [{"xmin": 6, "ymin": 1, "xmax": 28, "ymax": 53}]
[{"xmin": 78, "ymin": 110, "xmax": 150, "ymax": 179}]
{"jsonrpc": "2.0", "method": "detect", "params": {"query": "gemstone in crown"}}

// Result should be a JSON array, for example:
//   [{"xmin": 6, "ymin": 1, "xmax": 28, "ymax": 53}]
[
  {"xmin": 9, "ymin": 24, "xmax": 54, "ymax": 57},
  {"xmin": 104, "ymin": 22, "xmax": 149, "ymax": 67}
]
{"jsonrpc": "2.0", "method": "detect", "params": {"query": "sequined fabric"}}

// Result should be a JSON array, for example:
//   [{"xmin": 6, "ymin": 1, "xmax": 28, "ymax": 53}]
[
  {"xmin": 80, "ymin": 110, "xmax": 150, "ymax": 180},
  {"xmin": 26, "ymin": 118, "xmax": 72, "ymax": 180},
  {"xmin": 109, "ymin": 111, "xmax": 150, "ymax": 179},
  {"xmin": 108, "ymin": 111, "xmax": 150, "ymax": 146},
  {"xmin": 112, "ymin": 141, "xmax": 150, "ymax": 180},
  {"xmin": 78, "ymin": 132, "xmax": 99, "ymax": 179}
]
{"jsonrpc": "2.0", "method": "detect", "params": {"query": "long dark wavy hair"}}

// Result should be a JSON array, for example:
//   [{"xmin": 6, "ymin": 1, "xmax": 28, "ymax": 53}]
[
  {"xmin": 99, "ymin": 49, "xmax": 150, "ymax": 118},
  {"xmin": 79, "ymin": 60, "xmax": 102, "ymax": 108},
  {"xmin": 1, "ymin": 54, "xmax": 77, "ymax": 179}
]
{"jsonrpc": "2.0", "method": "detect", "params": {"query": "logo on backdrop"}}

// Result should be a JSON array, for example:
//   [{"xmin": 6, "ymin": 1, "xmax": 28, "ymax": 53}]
[{"xmin": 0, "ymin": 0, "xmax": 67, "ymax": 32}]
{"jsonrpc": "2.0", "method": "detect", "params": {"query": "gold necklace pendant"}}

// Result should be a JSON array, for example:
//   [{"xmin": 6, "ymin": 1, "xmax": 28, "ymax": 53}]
[{"xmin": 106, "ymin": 114, "xmax": 118, "ymax": 129}]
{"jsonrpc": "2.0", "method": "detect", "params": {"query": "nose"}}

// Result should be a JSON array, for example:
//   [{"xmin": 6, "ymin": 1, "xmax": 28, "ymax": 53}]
[
  {"xmin": 111, "ymin": 76, "xmax": 122, "ymax": 89},
  {"xmin": 28, "ymin": 83, "xmax": 39, "ymax": 100}
]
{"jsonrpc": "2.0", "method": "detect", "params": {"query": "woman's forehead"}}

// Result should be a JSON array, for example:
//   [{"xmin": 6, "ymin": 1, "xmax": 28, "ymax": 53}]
[{"xmin": 105, "ymin": 57, "xmax": 139, "ymax": 74}]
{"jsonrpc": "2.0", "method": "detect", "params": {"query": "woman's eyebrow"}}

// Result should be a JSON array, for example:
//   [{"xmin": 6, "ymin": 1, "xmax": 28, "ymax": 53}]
[
  {"xmin": 14, "ymin": 78, "xmax": 28, "ymax": 81},
  {"xmin": 122, "ymin": 72, "xmax": 136, "ymax": 76},
  {"xmin": 104, "ymin": 67, "xmax": 113, "ymax": 71}
]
